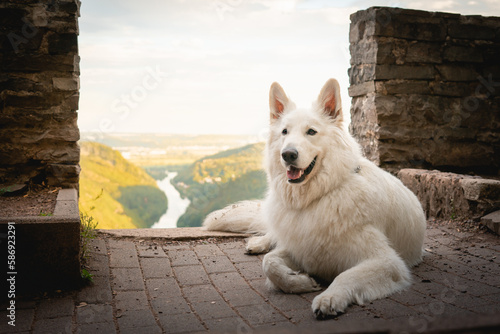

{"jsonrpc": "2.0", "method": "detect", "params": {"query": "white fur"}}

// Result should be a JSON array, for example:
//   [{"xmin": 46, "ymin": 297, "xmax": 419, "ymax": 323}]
[{"xmin": 203, "ymin": 78, "xmax": 426, "ymax": 319}]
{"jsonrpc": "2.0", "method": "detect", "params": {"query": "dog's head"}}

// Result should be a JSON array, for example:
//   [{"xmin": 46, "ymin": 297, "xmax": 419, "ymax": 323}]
[{"xmin": 267, "ymin": 78, "xmax": 344, "ymax": 186}]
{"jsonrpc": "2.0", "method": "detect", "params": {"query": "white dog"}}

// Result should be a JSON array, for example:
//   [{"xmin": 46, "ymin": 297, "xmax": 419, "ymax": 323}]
[{"xmin": 203, "ymin": 78, "xmax": 426, "ymax": 319}]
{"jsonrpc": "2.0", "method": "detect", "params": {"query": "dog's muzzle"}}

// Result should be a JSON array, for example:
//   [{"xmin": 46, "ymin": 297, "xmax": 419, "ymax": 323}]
[{"xmin": 282, "ymin": 149, "xmax": 317, "ymax": 184}]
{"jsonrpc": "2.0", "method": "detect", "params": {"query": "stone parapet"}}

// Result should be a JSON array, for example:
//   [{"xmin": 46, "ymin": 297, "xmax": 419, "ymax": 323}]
[
  {"xmin": 398, "ymin": 168, "xmax": 500, "ymax": 221},
  {"xmin": 349, "ymin": 7, "xmax": 500, "ymax": 175}
]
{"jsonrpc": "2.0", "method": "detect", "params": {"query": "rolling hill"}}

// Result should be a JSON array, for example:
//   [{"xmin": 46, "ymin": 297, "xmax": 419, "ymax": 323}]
[
  {"xmin": 79, "ymin": 142, "xmax": 167, "ymax": 229},
  {"xmin": 173, "ymin": 142, "xmax": 268, "ymax": 227}
]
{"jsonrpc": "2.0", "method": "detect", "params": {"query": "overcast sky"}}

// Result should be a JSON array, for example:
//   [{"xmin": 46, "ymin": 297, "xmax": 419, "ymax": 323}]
[{"xmin": 78, "ymin": 0, "xmax": 500, "ymax": 136}]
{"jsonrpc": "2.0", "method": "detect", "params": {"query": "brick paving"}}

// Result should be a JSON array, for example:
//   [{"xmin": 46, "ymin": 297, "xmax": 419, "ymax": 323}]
[{"xmin": 2, "ymin": 220, "xmax": 500, "ymax": 333}]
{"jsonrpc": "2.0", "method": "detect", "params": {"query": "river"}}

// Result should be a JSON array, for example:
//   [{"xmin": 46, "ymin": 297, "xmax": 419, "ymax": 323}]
[{"xmin": 151, "ymin": 172, "xmax": 190, "ymax": 228}]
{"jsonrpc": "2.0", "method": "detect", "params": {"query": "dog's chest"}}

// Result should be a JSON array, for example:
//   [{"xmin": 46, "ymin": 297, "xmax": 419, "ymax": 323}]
[{"xmin": 271, "ymin": 207, "xmax": 348, "ymax": 280}]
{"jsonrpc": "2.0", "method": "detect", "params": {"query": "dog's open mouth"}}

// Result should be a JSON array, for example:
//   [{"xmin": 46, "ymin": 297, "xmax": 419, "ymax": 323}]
[{"xmin": 287, "ymin": 156, "xmax": 317, "ymax": 184}]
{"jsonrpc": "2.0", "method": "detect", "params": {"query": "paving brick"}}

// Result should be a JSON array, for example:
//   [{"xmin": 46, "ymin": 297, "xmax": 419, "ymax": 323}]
[
  {"xmin": 218, "ymin": 241, "xmax": 246, "ymax": 250},
  {"xmin": 445, "ymin": 252, "xmax": 492, "ymax": 269},
  {"xmin": 481, "ymin": 293, "xmax": 500, "ymax": 303},
  {"xmin": 150, "ymin": 297, "xmax": 192, "ymax": 316},
  {"xmin": 77, "ymin": 276, "xmax": 113, "ymax": 304},
  {"xmin": 76, "ymin": 322, "xmax": 117, "ymax": 334},
  {"xmin": 210, "ymin": 272, "xmax": 248, "ymax": 292},
  {"xmin": 249, "ymin": 279, "xmax": 311, "ymax": 311},
  {"xmin": 115, "ymin": 291, "xmax": 149, "ymax": 311},
  {"xmin": 236, "ymin": 303, "xmax": 288, "ymax": 326},
  {"xmin": 116, "ymin": 309, "xmax": 158, "ymax": 330},
  {"xmin": 389, "ymin": 289, "xmax": 432, "ymax": 306},
  {"xmin": 283, "ymin": 307, "xmax": 316, "ymax": 325},
  {"xmin": 417, "ymin": 270, "xmax": 500, "ymax": 297},
  {"xmin": 200, "ymin": 255, "xmax": 236, "ymax": 274},
  {"xmin": 33, "ymin": 316, "xmax": 73, "ymax": 334},
  {"xmin": 76, "ymin": 304, "xmax": 113, "ymax": 324},
  {"xmin": 448, "ymin": 293, "xmax": 495, "ymax": 310},
  {"xmin": 36, "ymin": 296, "xmax": 74, "ymax": 319},
  {"xmin": 0, "ymin": 309, "xmax": 34, "ymax": 333},
  {"xmin": 120, "ymin": 325, "xmax": 162, "ymax": 334},
  {"xmin": 367, "ymin": 298, "xmax": 421, "ymax": 319},
  {"xmin": 157, "ymin": 312, "xmax": 205, "ymax": 333},
  {"xmin": 204, "ymin": 316, "xmax": 251, "ymax": 333},
  {"xmin": 471, "ymin": 302, "xmax": 500, "ymax": 315},
  {"xmin": 191, "ymin": 299, "xmax": 237, "ymax": 320},
  {"xmin": 108, "ymin": 239, "xmax": 136, "ymax": 250},
  {"xmin": 88, "ymin": 238, "xmax": 107, "ymax": 255},
  {"xmin": 194, "ymin": 243, "xmax": 225, "ymax": 257},
  {"xmin": 173, "ymin": 265, "xmax": 211, "ymax": 286},
  {"xmin": 222, "ymin": 247, "xmax": 258, "ymax": 263},
  {"xmin": 86, "ymin": 253, "xmax": 109, "ymax": 277},
  {"xmin": 222, "ymin": 287, "xmax": 265, "ymax": 307},
  {"xmin": 168, "ymin": 249, "xmax": 200, "ymax": 266},
  {"xmin": 164, "ymin": 244, "xmax": 191, "ymax": 251},
  {"xmin": 140, "ymin": 257, "xmax": 173, "ymax": 278},
  {"xmin": 109, "ymin": 246, "xmax": 139, "ymax": 268},
  {"xmin": 137, "ymin": 243, "xmax": 167, "ymax": 257},
  {"xmin": 111, "ymin": 267, "xmax": 145, "ymax": 291},
  {"xmin": 411, "ymin": 280, "xmax": 452, "ymax": 298},
  {"xmin": 235, "ymin": 260, "xmax": 265, "ymax": 280},
  {"xmin": 146, "ymin": 277, "xmax": 183, "ymax": 299},
  {"xmin": 182, "ymin": 284, "xmax": 221, "ymax": 303},
  {"xmin": 413, "ymin": 302, "xmax": 476, "ymax": 318}
]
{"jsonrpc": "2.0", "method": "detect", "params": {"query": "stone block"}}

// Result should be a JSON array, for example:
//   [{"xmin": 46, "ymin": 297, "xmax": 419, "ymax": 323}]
[
  {"xmin": 3, "ymin": 92, "xmax": 67, "ymax": 110},
  {"xmin": 375, "ymin": 64, "xmax": 435, "ymax": 80},
  {"xmin": 481, "ymin": 210, "xmax": 500, "ymax": 234},
  {"xmin": 0, "ymin": 8, "xmax": 27, "ymax": 28},
  {"xmin": 53, "ymin": 77, "xmax": 79, "ymax": 91},
  {"xmin": 375, "ymin": 80, "xmax": 430, "ymax": 95},
  {"xmin": 437, "ymin": 65, "xmax": 478, "ymax": 81},
  {"xmin": 349, "ymin": 39, "xmax": 377, "ymax": 65},
  {"xmin": 348, "ymin": 81, "xmax": 375, "ymax": 97},
  {"xmin": 448, "ymin": 23, "xmax": 496, "ymax": 40},
  {"xmin": 348, "ymin": 64, "xmax": 376, "ymax": 85},
  {"xmin": 460, "ymin": 178, "xmax": 500, "ymax": 203},
  {"xmin": 405, "ymin": 41, "xmax": 442, "ymax": 63},
  {"xmin": 1, "ymin": 54, "xmax": 78, "ymax": 72},
  {"xmin": 48, "ymin": 32, "xmax": 78, "ymax": 54},
  {"xmin": 443, "ymin": 46, "xmax": 483, "ymax": 63},
  {"xmin": 374, "ymin": 10, "xmax": 447, "ymax": 41},
  {"xmin": 33, "ymin": 142, "xmax": 80, "ymax": 164},
  {"xmin": 429, "ymin": 81, "xmax": 473, "ymax": 97}
]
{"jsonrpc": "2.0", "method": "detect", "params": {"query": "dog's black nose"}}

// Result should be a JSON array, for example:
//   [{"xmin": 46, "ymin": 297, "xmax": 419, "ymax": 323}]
[{"xmin": 282, "ymin": 148, "xmax": 298, "ymax": 163}]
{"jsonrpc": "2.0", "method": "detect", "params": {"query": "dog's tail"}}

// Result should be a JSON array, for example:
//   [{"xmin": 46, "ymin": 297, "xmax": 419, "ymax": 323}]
[{"xmin": 202, "ymin": 200, "xmax": 266, "ymax": 234}]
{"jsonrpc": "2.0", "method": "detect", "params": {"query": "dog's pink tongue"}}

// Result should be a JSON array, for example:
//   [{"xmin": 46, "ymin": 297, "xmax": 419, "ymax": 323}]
[{"xmin": 287, "ymin": 167, "xmax": 303, "ymax": 180}]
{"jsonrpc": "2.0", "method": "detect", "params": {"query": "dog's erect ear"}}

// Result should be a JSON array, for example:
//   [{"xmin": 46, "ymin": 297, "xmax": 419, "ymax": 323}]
[
  {"xmin": 269, "ymin": 82, "xmax": 289, "ymax": 121},
  {"xmin": 317, "ymin": 78, "xmax": 342, "ymax": 122}
]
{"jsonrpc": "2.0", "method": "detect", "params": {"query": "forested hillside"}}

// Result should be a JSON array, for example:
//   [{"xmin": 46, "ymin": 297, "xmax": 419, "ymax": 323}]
[
  {"xmin": 79, "ymin": 142, "xmax": 167, "ymax": 229},
  {"xmin": 173, "ymin": 143, "xmax": 267, "ymax": 227}
]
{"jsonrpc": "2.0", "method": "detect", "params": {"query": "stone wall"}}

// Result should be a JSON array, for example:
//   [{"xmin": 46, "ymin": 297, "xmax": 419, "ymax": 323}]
[
  {"xmin": 349, "ymin": 7, "xmax": 500, "ymax": 175},
  {"xmin": 0, "ymin": 0, "xmax": 81, "ymax": 189}
]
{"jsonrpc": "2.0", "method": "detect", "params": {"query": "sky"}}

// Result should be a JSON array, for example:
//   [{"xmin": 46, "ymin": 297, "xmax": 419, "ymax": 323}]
[{"xmin": 78, "ymin": 0, "xmax": 500, "ymax": 136}]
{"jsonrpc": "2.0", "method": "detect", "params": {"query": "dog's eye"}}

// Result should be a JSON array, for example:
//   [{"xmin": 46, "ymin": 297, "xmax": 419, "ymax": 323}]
[
  {"xmin": 307, "ymin": 129, "xmax": 317, "ymax": 136},
  {"xmin": 282, "ymin": 129, "xmax": 288, "ymax": 135}
]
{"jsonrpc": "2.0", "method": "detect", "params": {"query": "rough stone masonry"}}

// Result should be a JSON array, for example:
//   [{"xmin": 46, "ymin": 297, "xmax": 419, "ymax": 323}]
[
  {"xmin": 0, "ymin": 0, "xmax": 81, "ymax": 189},
  {"xmin": 349, "ymin": 7, "xmax": 500, "ymax": 176}
]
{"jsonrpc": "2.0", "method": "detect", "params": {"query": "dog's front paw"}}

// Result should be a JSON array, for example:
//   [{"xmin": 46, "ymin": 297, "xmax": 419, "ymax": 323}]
[
  {"xmin": 246, "ymin": 236, "xmax": 271, "ymax": 255},
  {"xmin": 311, "ymin": 290, "xmax": 349, "ymax": 320}
]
